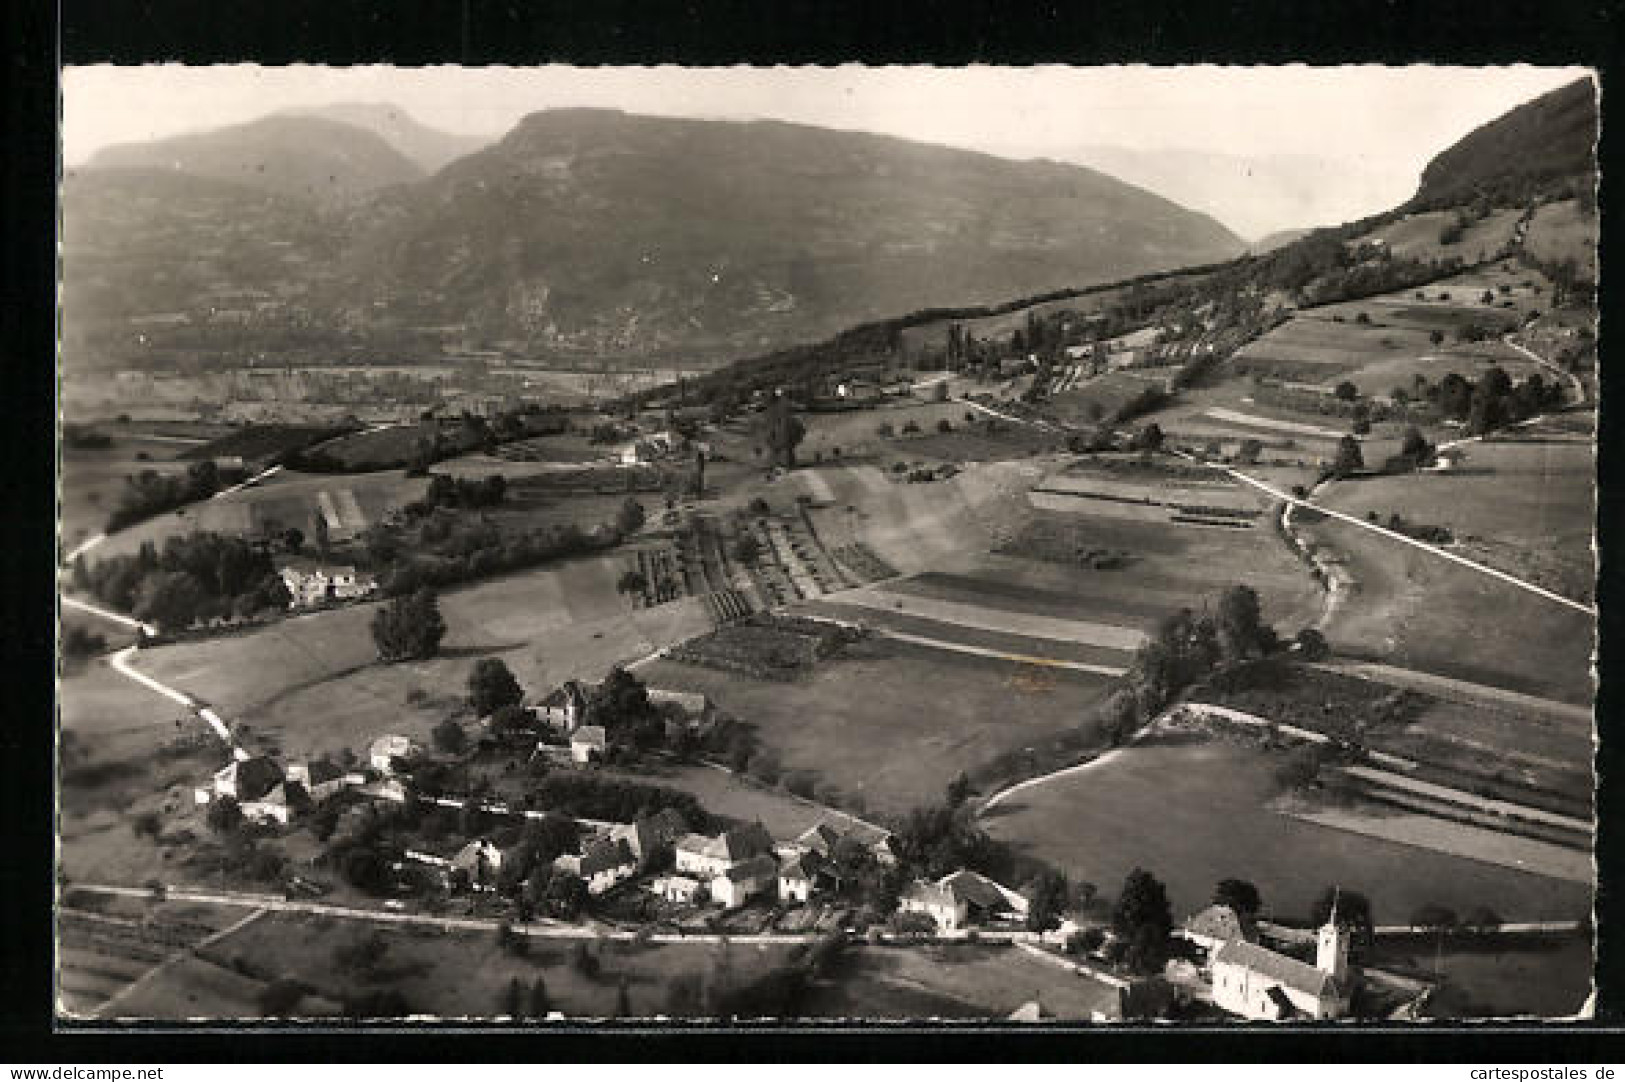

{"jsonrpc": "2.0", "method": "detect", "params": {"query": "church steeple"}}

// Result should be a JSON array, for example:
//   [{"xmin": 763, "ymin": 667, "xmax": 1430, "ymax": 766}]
[{"xmin": 1316, "ymin": 887, "xmax": 1351, "ymax": 982}]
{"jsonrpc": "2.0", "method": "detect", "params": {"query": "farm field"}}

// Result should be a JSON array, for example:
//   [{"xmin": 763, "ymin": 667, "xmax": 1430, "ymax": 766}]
[
  {"xmin": 180, "ymin": 423, "xmax": 352, "ymax": 465},
  {"xmin": 638, "ymin": 635, "xmax": 1119, "ymax": 818},
  {"xmin": 797, "ymin": 399, "xmax": 974, "ymax": 462},
  {"xmin": 607, "ymin": 758, "xmax": 881, "ymax": 840},
  {"xmin": 1317, "ymin": 437, "xmax": 1594, "ymax": 603},
  {"xmin": 1524, "ymin": 199, "xmax": 1597, "ymax": 277},
  {"xmin": 1046, "ymin": 370, "xmax": 1171, "ymax": 425},
  {"xmin": 800, "ymin": 943, "xmax": 1125, "ymax": 1020},
  {"xmin": 819, "ymin": 584, "xmax": 1147, "ymax": 653},
  {"xmin": 191, "ymin": 911, "xmax": 801, "ymax": 1019},
  {"xmin": 109, "ymin": 556, "xmax": 712, "ymax": 762},
  {"xmin": 84, "ymin": 468, "xmax": 428, "ymax": 561},
  {"xmin": 1352, "ymin": 208, "xmax": 1522, "ymax": 263},
  {"xmin": 1395, "ymin": 932, "xmax": 1593, "ymax": 1019},
  {"xmin": 1290, "ymin": 514, "xmax": 1593, "ymax": 705},
  {"xmin": 984, "ymin": 730, "xmax": 1591, "ymax": 924},
  {"xmin": 60, "ymin": 437, "xmax": 191, "ymax": 548}
]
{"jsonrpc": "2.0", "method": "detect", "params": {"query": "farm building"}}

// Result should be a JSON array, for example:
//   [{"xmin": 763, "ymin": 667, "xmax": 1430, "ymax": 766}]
[
  {"xmin": 1179, "ymin": 904, "xmax": 1259, "ymax": 954},
  {"xmin": 279, "ymin": 565, "xmax": 377, "ymax": 609},
  {"xmin": 611, "ymin": 808, "xmax": 690, "ymax": 863},
  {"xmin": 285, "ymin": 760, "xmax": 352, "ymax": 804},
  {"xmin": 777, "ymin": 852, "xmax": 822, "ymax": 904},
  {"xmin": 1210, "ymin": 919, "xmax": 1352, "ymax": 1021},
  {"xmin": 899, "ymin": 869, "xmax": 1029, "ymax": 931},
  {"xmin": 450, "ymin": 839, "xmax": 504, "ymax": 890},
  {"xmin": 570, "ymin": 725, "xmax": 607, "ymax": 764},
  {"xmin": 650, "ymin": 875, "xmax": 703, "ymax": 904},
  {"xmin": 674, "ymin": 823, "xmax": 776, "ymax": 880},
  {"xmin": 558, "ymin": 837, "xmax": 638, "ymax": 895},
  {"xmin": 369, "ymin": 734, "xmax": 422, "ymax": 774},
  {"xmin": 241, "ymin": 781, "xmax": 310, "ymax": 825},
  {"xmin": 711, "ymin": 853, "xmax": 779, "ymax": 908},
  {"xmin": 213, "ymin": 755, "xmax": 283, "ymax": 802},
  {"xmin": 537, "ymin": 680, "xmax": 591, "ymax": 732}
]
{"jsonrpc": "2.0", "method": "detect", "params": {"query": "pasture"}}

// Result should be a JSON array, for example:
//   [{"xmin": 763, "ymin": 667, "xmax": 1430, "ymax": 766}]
[
  {"xmin": 800, "ymin": 943, "xmax": 1125, "ymax": 1020},
  {"xmin": 1354, "ymin": 208, "xmax": 1522, "ymax": 263},
  {"xmin": 797, "ymin": 399, "xmax": 973, "ymax": 462},
  {"xmin": 1523, "ymin": 199, "xmax": 1597, "ymax": 277},
  {"xmin": 1318, "ymin": 436, "xmax": 1594, "ymax": 604},
  {"xmin": 639, "ymin": 635, "xmax": 1119, "ymax": 818},
  {"xmin": 983, "ymin": 730, "xmax": 1591, "ymax": 924},
  {"xmin": 125, "ymin": 556, "xmax": 712, "ymax": 762},
  {"xmin": 85, "ymin": 468, "xmax": 428, "ymax": 560},
  {"xmin": 194, "ymin": 911, "xmax": 800, "ymax": 1019},
  {"xmin": 1295, "ymin": 513, "xmax": 1594, "ymax": 706},
  {"xmin": 60, "ymin": 435, "xmax": 191, "ymax": 548},
  {"xmin": 1398, "ymin": 932, "xmax": 1593, "ymax": 1019}
]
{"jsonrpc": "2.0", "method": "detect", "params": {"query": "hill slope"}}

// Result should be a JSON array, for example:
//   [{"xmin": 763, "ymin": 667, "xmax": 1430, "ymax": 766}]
[
  {"xmin": 336, "ymin": 109, "xmax": 1247, "ymax": 360},
  {"xmin": 1413, "ymin": 77, "xmax": 1597, "ymax": 208},
  {"xmin": 279, "ymin": 102, "xmax": 487, "ymax": 173},
  {"xmin": 85, "ymin": 115, "xmax": 426, "ymax": 205}
]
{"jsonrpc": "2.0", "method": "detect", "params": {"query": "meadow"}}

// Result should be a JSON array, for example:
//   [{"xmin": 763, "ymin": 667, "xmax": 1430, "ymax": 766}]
[
  {"xmin": 639, "ymin": 635, "xmax": 1119, "ymax": 818},
  {"xmin": 1523, "ymin": 199, "xmax": 1597, "ymax": 276},
  {"xmin": 983, "ymin": 730, "xmax": 1591, "ymax": 924},
  {"xmin": 1353, "ymin": 208, "xmax": 1522, "ymax": 263}
]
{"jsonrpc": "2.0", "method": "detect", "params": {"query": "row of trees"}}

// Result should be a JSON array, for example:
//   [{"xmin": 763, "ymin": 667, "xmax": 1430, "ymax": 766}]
[
  {"xmin": 105, "ymin": 460, "xmax": 233, "ymax": 533},
  {"xmin": 73, "ymin": 532, "xmax": 289, "ymax": 632}
]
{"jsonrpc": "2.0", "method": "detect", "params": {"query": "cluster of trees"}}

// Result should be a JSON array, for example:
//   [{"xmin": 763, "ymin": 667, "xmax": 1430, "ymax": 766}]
[
  {"xmin": 1412, "ymin": 366, "xmax": 1564, "ymax": 434},
  {"xmin": 525, "ymin": 772, "xmax": 712, "ymax": 832},
  {"xmin": 371, "ymin": 519, "xmax": 625, "ymax": 599},
  {"xmin": 105, "ymin": 461, "xmax": 235, "ymax": 532},
  {"xmin": 1102, "ymin": 586, "xmax": 1279, "ymax": 744},
  {"xmin": 410, "ymin": 473, "xmax": 507, "ymax": 514},
  {"xmin": 73, "ymin": 532, "xmax": 289, "ymax": 632},
  {"xmin": 370, "ymin": 587, "xmax": 447, "ymax": 662}
]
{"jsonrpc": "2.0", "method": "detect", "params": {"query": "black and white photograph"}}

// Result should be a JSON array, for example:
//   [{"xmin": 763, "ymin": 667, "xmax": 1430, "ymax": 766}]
[{"xmin": 54, "ymin": 63, "xmax": 1599, "ymax": 1025}]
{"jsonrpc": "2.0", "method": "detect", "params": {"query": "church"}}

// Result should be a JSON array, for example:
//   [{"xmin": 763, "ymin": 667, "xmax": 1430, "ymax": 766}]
[{"xmin": 1209, "ymin": 912, "xmax": 1354, "ymax": 1021}]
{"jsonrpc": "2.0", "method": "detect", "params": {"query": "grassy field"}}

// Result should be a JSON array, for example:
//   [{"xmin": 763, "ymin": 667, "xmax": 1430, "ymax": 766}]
[
  {"xmin": 983, "ymin": 730, "xmax": 1591, "ymax": 924},
  {"xmin": 185, "ymin": 911, "xmax": 800, "ymax": 1019},
  {"xmin": 639, "ymin": 635, "xmax": 1118, "ymax": 818},
  {"xmin": 60, "ymin": 437, "xmax": 191, "ymax": 548},
  {"xmin": 1318, "ymin": 437, "xmax": 1594, "ymax": 603},
  {"xmin": 1354, "ymin": 208, "xmax": 1523, "ymax": 263},
  {"xmin": 85, "ymin": 468, "xmax": 429, "ymax": 561},
  {"xmin": 118, "ymin": 556, "xmax": 712, "ymax": 762},
  {"xmin": 801, "ymin": 943, "xmax": 1124, "ymax": 1020},
  {"xmin": 1292, "ymin": 514, "xmax": 1593, "ymax": 706},
  {"xmin": 796, "ymin": 399, "xmax": 972, "ymax": 462},
  {"xmin": 1524, "ymin": 199, "xmax": 1597, "ymax": 277},
  {"xmin": 1396, "ymin": 932, "xmax": 1593, "ymax": 1019}
]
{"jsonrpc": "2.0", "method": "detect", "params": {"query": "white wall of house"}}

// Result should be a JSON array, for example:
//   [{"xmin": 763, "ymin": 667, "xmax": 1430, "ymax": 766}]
[{"xmin": 779, "ymin": 877, "xmax": 811, "ymax": 904}]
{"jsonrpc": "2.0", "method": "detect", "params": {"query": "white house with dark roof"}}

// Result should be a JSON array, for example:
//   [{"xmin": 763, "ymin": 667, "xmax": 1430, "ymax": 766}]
[
  {"xmin": 569, "ymin": 725, "xmax": 608, "ymax": 764},
  {"xmin": 711, "ymin": 852, "xmax": 778, "ymax": 908},
  {"xmin": 1210, "ymin": 917, "xmax": 1352, "ymax": 1020},
  {"xmin": 573, "ymin": 837, "xmax": 638, "ymax": 895},
  {"xmin": 898, "ymin": 869, "xmax": 1029, "ymax": 931},
  {"xmin": 1179, "ymin": 904, "xmax": 1259, "ymax": 954},
  {"xmin": 674, "ymin": 823, "xmax": 776, "ymax": 880},
  {"xmin": 612, "ymin": 808, "xmax": 690, "ymax": 864},
  {"xmin": 369, "ymin": 734, "xmax": 422, "ymax": 775},
  {"xmin": 777, "ymin": 852, "xmax": 821, "ymax": 904},
  {"xmin": 213, "ymin": 755, "xmax": 284, "ymax": 803},
  {"xmin": 538, "ymin": 680, "xmax": 591, "ymax": 733},
  {"xmin": 451, "ymin": 838, "xmax": 504, "ymax": 890},
  {"xmin": 241, "ymin": 780, "xmax": 309, "ymax": 825}
]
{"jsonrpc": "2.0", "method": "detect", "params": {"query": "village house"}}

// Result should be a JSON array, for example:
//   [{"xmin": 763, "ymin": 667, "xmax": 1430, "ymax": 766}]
[
  {"xmin": 1210, "ymin": 915, "xmax": 1353, "ymax": 1021},
  {"xmin": 570, "ymin": 725, "xmax": 607, "ymax": 764},
  {"xmin": 369, "ymin": 734, "xmax": 422, "ymax": 775},
  {"xmin": 611, "ymin": 808, "xmax": 690, "ymax": 864},
  {"xmin": 674, "ymin": 823, "xmax": 776, "ymax": 880},
  {"xmin": 776, "ymin": 852, "xmax": 822, "ymax": 904},
  {"xmin": 899, "ymin": 869, "xmax": 1029, "ymax": 931},
  {"xmin": 711, "ymin": 852, "xmax": 779, "ymax": 908},
  {"xmin": 241, "ymin": 780, "xmax": 310, "ymax": 825},
  {"xmin": 557, "ymin": 837, "xmax": 638, "ymax": 895},
  {"xmin": 1179, "ymin": 904, "xmax": 1260, "ymax": 954},
  {"xmin": 279, "ymin": 565, "xmax": 378, "ymax": 609},
  {"xmin": 451, "ymin": 838, "xmax": 505, "ymax": 891},
  {"xmin": 537, "ymin": 680, "xmax": 591, "ymax": 733},
  {"xmin": 793, "ymin": 822, "xmax": 844, "ymax": 858},
  {"xmin": 213, "ymin": 755, "xmax": 284, "ymax": 803},
  {"xmin": 650, "ymin": 874, "xmax": 703, "ymax": 905},
  {"xmin": 285, "ymin": 760, "xmax": 352, "ymax": 804}
]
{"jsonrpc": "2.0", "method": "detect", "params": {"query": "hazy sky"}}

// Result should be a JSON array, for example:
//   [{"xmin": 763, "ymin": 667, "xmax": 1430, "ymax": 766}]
[{"xmin": 63, "ymin": 65, "xmax": 1591, "ymax": 236}]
